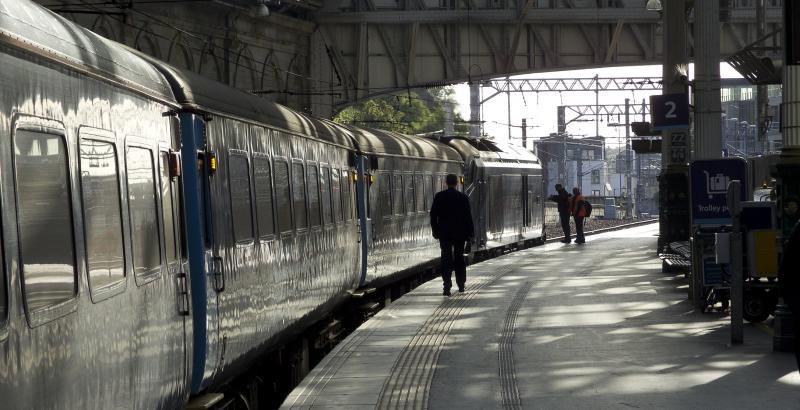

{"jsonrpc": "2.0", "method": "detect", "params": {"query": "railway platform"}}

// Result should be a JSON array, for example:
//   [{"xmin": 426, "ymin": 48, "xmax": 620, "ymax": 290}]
[{"xmin": 281, "ymin": 223, "xmax": 800, "ymax": 409}]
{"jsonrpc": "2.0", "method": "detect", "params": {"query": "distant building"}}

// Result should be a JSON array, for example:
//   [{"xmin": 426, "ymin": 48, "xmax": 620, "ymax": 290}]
[
  {"xmin": 534, "ymin": 134, "xmax": 608, "ymax": 196},
  {"xmin": 720, "ymin": 82, "xmax": 782, "ymax": 156}
]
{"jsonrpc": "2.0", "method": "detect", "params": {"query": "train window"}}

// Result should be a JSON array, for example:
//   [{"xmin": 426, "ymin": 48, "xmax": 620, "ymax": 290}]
[
  {"xmin": 254, "ymin": 156, "xmax": 275, "ymax": 237},
  {"xmin": 320, "ymin": 167, "xmax": 333, "ymax": 224},
  {"xmin": 14, "ymin": 131, "xmax": 77, "ymax": 312},
  {"xmin": 292, "ymin": 162, "xmax": 308, "ymax": 229},
  {"xmin": 274, "ymin": 159, "xmax": 292, "ymax": 233},
  {"xmin": 414, "ymin": 174, "xmax": 424, "ymax": 212},
  {"xmin": 341, "ymin": 169, "xmax": 352, "ymax": 220},
  {"xmin": 379, "ymin": 171, "xmax": 392, "ymax": 217},
  {"xmin": 307, "ymin": 165, "xmax": 321, "ymax": 227},
  {"xmin": 424, "ymin": 174, "xmax": 434, "ymax": 210},
  {"xmin": 330, "ymin": 168, "xmax": 342, "ymax": 222},
  {"xmin": 392, "ymin": 173, "xmax": 403, "ymax": 215},
  {"xmin": 229, "ymin": 152, "xmax": 254, "ymax": 242},
  {"xmin": 160, "ymin": 152, "xmax": 178, "ymax": 262},
  {"xmin": 127, "ymin": 146, "xmax": 161, "ymax": 278},
  {"xmin": 80, "ymin": 139, "xmax": 125, "ymax": 293},
  {"xmin": 405, "ymin": 174, "xmax": 415, "ymax": 213}
]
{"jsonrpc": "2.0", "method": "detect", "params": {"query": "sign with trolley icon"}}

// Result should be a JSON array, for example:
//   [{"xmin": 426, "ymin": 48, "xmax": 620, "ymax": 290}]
[{"xmin": 690, "ymin": 158, "xmax": 748, "ymax": 226}]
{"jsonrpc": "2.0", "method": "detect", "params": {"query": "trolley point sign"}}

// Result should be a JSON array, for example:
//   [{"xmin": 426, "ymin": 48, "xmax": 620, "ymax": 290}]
[{"xmin": 690, "ymin": 158, "xmax": 748, "ymax": 226}]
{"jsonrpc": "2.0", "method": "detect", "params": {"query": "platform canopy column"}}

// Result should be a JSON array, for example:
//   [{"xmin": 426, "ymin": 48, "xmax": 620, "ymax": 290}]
[
  {"xmin": 657, "ymin": 0, "xmax": 691, "ymax": 250},
  {"xmin": 774, "ymin": 0, "xmax": 800, "ymax": 352},
  {"xmin": 693, "ymin": 0, "xmax": 723, "ymax": 159}
]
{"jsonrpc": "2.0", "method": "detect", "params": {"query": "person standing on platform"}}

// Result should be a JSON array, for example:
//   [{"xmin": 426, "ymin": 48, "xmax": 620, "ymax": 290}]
[
  {"xmin": 549, "ymin": 184, "xmax": 573, "ymax": 243},
  {"xmin": 570, "ymin": 187, "xmax": 587, "ymax": 244},
  {"xmin": 778, "ymin": 221, "xmax": 800, "ymax": 374},
  {"xmin": 430, "ymin": 173, "xmax": 474, "ymax": 296}
]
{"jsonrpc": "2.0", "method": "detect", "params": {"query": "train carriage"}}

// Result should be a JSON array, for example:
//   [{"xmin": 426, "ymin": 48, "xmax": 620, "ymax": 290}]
[
  {"xmin": 146, "ymin": 63, "xmax": 363, "ymax": 393},
  {"xmin": 0, "ymin": 1, "xmax": 191, "ymax": 408},
  {"xmin": 446, "ymin": 137, "xmax": 545, "ymax": 250},
  {"xmin": 349, "ymin": 128, "xmax": 463, "ymax": 287}
]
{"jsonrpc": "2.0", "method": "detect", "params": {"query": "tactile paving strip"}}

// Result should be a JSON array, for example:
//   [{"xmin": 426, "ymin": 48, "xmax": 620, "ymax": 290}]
[
  {"xmin": 376, "ymin": 260, "xmax": 521, "ymax": 410},
  {"xmin": 283, "ymin": 296, "xmax": 419, "ymax": 408},
  {"xmin": 499, "ymin": 281, "xmax": 532, "ymax": 410}
]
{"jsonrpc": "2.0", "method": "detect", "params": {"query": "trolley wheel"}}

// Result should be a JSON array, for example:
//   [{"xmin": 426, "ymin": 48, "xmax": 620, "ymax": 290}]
[{"xmin": 743, "ymin": 288, "xmax": 770, "ymax": 323}]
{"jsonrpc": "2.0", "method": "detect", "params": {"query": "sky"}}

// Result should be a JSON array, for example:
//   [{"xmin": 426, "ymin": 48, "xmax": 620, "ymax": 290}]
[{"xmin": 451, "ymin": 63, "xmax": 744, "ymax": 148}]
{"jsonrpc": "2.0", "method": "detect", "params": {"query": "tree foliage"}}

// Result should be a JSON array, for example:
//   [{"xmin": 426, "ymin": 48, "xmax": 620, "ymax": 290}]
[{"xmin": 333, "ymin": 87, "xmax": 468, "ymax": 135}]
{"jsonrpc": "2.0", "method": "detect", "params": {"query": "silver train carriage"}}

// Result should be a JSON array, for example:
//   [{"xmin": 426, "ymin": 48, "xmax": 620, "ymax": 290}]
[
  {"xmin": 352, "ymin": 127, "xmax": 463, "ymax": 287},
  {"xmin": 446, "ymin": 137, "xmax": 545, "ymax": 250},
  {"xmin": 0, "ymin": 1, "xmax": 192, "ymax": 408},
  {"xmin": 146, "ymin": 62, "xmax": 363, "ymax": 394}
]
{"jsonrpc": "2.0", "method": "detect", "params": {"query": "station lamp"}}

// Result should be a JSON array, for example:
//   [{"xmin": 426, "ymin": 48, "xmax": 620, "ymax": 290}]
[
  {"xmin": 645, "ymin": 0, "xmax": 662, "ymax": 11},
  {"xmin": 252, "ymin": 0, "xmax": 270, "ymax": 16}
]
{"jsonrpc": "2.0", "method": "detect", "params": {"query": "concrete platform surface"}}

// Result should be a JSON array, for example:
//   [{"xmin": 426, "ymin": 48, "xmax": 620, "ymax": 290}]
[{"xmin": 280, "ymin": 223, "xmax": 800, "ymax": 409}]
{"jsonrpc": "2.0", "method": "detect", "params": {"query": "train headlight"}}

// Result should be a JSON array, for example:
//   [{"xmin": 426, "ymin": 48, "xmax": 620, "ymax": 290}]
[
  {"xmin": 460, "ymin": 175, "xmax": 465, "ymax": 184},
  {"xmin": 369, "ymin": 174, "xmax": 374, "ymax": 184}
]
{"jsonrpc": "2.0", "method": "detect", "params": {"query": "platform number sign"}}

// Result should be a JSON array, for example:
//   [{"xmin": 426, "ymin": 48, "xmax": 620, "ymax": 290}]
[{"xmin": 650, "ymin": 93, "xmax": 690, "ymax": 131}]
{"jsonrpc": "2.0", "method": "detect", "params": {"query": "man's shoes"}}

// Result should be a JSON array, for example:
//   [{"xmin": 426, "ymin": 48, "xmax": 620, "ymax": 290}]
[
  {"xmin": 575, "ymin": 239, "xmax": 585, "ymax": 244},
  {"xmin": 560, "ymin": 239, "xmax": 571, "ymax": 243},
  {"xmin": 443, "ymin": 288, "xmax": 451, "ymax": 296},
  {"xmin": 458, "ymin": 285, "xmax": 465, "ymax": 293}
]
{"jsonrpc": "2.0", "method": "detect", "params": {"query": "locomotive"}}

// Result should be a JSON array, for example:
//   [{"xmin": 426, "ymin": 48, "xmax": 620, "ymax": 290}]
[{"xmin": 0, "ymin": 0, "xmax": 544, "ymax": 407}]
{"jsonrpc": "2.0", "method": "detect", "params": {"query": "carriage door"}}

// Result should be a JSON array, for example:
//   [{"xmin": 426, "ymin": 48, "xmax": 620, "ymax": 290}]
[
  {"xmin": 522, "ymin": 175, "xmax": 530, "ymax": 228},
  {"xmin": 160, "ymin": 141, "xmax": 189, "ymax": 389}
]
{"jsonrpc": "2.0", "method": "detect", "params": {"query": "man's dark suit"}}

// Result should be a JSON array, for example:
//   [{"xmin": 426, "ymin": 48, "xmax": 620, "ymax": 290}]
[{"xmin": 430, "ymin": 187, "xmax": 475, "ymax": 291}]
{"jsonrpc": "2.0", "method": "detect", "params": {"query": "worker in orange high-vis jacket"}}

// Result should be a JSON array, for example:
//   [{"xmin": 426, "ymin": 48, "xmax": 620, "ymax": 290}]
[{"xmin": 570, "ymin": 187, "xmax": 587, "ymax": 244}]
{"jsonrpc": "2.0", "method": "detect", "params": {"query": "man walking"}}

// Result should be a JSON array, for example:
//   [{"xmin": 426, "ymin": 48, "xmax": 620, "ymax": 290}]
[
  {"xmin": 430, "ymin": 174, "xmax": 474, "ymax": 296},
  {"xmin": 570, "ymin": 187, "xmax": 587, "ymax": 244},
  {"xmin": 549, "ymin": 184, "xmax": 572, "ymax": 243}
]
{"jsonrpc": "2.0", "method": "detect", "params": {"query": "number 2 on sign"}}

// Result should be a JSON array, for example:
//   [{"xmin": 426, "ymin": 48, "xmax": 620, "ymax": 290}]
[{"xmin": 665, "ymin": 101, "xmax": 677, "ymax": 119}]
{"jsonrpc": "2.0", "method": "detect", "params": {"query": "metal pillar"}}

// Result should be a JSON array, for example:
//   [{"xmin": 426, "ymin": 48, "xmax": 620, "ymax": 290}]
[
  {"xmin": 694, "ymin": 0, "xmax": 722, "ymax": 159},
  {"xmin": 657, "ymin": 0, "xmax": 691, "ymax": 250},
  {"xmin": 625, "ymin": 98, "xmax": 632, "ymax": 218},
  {"xmin": 470, "ymin": 82, "xmax": 481, "ymax": 138},
  {"xmin": 756, "ymin": 0, "xmax": 770, "ymax": 151},
  {"xmin": 774, "ymin": 0, "xmax": 800, "ymax": 352},
  {"xmin": 507, "ymin": 86, "xmax": 512, "ymax": 141},
  {"xmin": 521, "ymin": 118, "xmax": 527, "ymax": 148}
]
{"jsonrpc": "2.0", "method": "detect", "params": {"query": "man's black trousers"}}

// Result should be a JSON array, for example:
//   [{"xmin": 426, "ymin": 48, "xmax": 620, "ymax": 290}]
[
  {"xmin": 559, "ymin": 212, "xmax": 571, "ymax": 240},
  {"xmin": 439, "ymin": 239, "xmax": 466, "ymax": 290},
  {"xmin": 574, "ymin": 216, "xmax": 585, "ymax": 242}
]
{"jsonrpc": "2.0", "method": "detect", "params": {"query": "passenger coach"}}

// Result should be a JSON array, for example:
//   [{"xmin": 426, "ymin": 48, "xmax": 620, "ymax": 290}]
[{"xmin": 0, "ymin": 1, "xmax": 191, "ymax": 408}]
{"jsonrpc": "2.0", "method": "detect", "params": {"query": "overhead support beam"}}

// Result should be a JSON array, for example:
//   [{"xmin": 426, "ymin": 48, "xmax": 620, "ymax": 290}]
[
  {"xmin": 507, "ymin": 0, "xmax": 536, "ymax": 72},
  {"xmin": 482, "ymin": 77, "xmax": 663, "ymax": 94},
  {"xmin": 407, "ymin": 22, "xmax": 419, "ymax": 85},
  {"xmin": 356, "ymin": 22, "xmax": 368, "ymax": 98},
  {"xmin": 531, "ymin": 28, "xmax": 557, "ymax": 68},
  {"xmin": 315, "ymin": 1, "xmax": 780, "ymax": 108},
  {"xmin": 313, "ymin": 8, "xmax": 780, "ymax": 25},
  {"xmin": 564, "ymin": 103, "xmax": 650, "ymax": 117},
  {"xmin": 319, "ymin": 27, "xmax": 355, "ymax": 101},
  {"xmin": 605, "ymin": 19, "xmax": 625, "ymax": 64},
  {"xmin": 427, "ymin": 25, "xmax": 465, "ymax": 79},
  {"xmin": 629, "ymin": 24, "xmax": 652, "ymax": 60},
  {"xmin": 363, "ymin": 0, "xmax": 405, "ymax": 87}
]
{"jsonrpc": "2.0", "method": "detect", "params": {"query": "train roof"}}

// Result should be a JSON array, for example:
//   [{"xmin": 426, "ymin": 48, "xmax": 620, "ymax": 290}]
[
  {"xmin": 0, "ymin": 0, "xmax": 176, "ymax": 103},
  {"xmin": 146, "ymin": 62, "xmax": 356, "ymax": 148},
  {"xmin": 343, "ymin": 127, "xmax": 462, "ymax": 162},
  {"xmin": 446, "ymin": 137, "xmax": 540, "ymax": 164}
]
